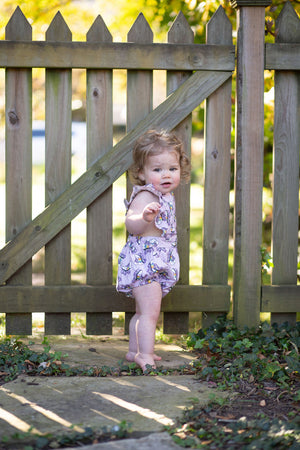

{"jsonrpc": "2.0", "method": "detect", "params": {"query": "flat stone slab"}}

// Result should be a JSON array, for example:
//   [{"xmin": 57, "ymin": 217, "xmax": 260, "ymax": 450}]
[
  {"xmin": 0, "ymin": 375, "xmax": 229, "ymax": 439},
  {"xmin": 0, "ymin": 337, "xmax": 232, "ymax": 448},
  {"xmin": 69, "ymin": 432, "xmax": 182, "ymax": 449}
]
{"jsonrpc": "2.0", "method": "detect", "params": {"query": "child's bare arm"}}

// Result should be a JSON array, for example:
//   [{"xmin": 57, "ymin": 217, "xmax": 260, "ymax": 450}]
[{"xmin": 125, "ymin": 191, "xmax": 160, "ymax": 236}]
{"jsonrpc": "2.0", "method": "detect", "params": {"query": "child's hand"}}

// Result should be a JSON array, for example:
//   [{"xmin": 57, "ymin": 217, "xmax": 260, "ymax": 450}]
[{"xmin": 143, "ymin": 202, "xmax": 161, "ymax": 223}]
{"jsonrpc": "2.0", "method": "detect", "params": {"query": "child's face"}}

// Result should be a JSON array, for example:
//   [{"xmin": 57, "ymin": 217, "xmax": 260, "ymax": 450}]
[{"xmin": 138, "ymin": 149, "xmax": 181, "ymax": 194}]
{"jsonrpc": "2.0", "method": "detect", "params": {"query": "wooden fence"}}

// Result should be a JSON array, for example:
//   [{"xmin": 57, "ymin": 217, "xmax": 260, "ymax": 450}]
[
  {"xmin": 261, "ymin": 1, "xmax": 300, "ymax": 327},
  {"xmin": 0, "ymin": 1, "xmax": 299, "ymax": 336}
]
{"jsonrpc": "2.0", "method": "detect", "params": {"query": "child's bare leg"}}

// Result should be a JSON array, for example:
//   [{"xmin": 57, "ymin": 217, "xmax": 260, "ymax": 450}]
[
  {"xmin": 132, "ymin": 282, "xmax": 162, "ymax": 371},
  {"xmin": 126, "ymin": 312, "xmax": 161, "ymax": 362},
  {"xmin": 125, "ymin": 313, "xmax": 139, "ymax": 361}
]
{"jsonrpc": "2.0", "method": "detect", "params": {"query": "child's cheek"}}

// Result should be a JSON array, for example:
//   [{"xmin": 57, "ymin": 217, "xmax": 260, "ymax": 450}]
[{"xmin": 151, "ymin": 173, "xmax": 159, "ymax": 184}]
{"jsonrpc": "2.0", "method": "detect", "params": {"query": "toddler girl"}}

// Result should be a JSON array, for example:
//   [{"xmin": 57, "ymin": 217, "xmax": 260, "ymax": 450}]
[{"xmin": 117, "ymin": 129, "xmax": 190, "ymax": 372}]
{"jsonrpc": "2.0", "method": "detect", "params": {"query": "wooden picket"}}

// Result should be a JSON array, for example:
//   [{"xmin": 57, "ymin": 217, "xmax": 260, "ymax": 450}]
[
  {"xmin": 5, "ymin": 9, "xmax": 32, "ymax": 335},
  {"xmin": 86, "ymin": 15, "xmax": 114, "ymax": 335},
  {"xmin": 261, "ymin": 2, "xmax": 300, "ymax": 325},
  {"xmin": 202, "ymin": 6, "xmax": 232, "ymax": 328},
  {"xmin": 164, "ymin": 12, "xmax": 193, "ymax": 334},
  {"xmin": 44, "ymin": 12, "xmax": 72, "ymax": 335}
]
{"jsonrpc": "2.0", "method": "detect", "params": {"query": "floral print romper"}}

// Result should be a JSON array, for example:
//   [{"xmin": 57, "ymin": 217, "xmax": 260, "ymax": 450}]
[{"xmin": 116, "ymin": 184, "xmax": 180, "ymax": 298}]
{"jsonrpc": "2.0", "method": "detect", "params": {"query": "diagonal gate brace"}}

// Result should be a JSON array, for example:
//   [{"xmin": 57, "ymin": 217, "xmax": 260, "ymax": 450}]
[{"xmin": 0, "ymin": 70, "xmax": 231, "ymax": 284}]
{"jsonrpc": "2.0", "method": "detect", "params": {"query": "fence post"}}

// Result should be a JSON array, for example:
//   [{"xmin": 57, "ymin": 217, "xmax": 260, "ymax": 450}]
[{"xmin": 231, "ymin": 0, "xmax": 271, "ymax": 328}]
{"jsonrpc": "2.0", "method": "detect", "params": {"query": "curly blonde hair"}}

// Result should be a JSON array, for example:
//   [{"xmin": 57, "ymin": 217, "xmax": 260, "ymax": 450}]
[{"xmin": 129, "ymin": 129, "xmax": 191, "ymax": 186}]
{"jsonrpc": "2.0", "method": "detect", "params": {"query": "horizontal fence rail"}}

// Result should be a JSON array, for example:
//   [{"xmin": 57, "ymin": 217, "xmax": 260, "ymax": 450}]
[
  {"xmin": 0, "ymin": 42, "xmax": 235, "ymax": 71},
  {"xmin": 0, "ymin": 285, "xmax": 231, "ymax": 313},
  {"xmin": 262, "ymin": 286, "xmax": 300, "ymax": 313},
  {"xmin": 0, "ymin": 41, "xmax": 298, "ymax": 70},
  {"xmin": 265, "ymin": 43, "xmax": 300, "ymax": 69}
]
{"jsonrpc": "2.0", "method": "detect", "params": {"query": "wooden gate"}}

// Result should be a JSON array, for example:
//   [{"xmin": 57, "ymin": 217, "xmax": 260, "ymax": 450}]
[{"xmin": 0, "ymin": 6, "xmax": 233, "ymax": 335}]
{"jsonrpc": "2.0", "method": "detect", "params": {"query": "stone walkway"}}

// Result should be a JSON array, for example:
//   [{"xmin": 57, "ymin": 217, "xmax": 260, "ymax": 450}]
[{"xmin": 0, "ymin": 336, "xmax": 230, "ymax": 449}]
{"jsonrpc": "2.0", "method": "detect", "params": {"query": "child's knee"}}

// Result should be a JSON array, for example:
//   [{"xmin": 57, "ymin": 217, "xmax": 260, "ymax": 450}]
[{"xmin": 148, "ymin": 310, "xmax": 160, "ymax": 323}]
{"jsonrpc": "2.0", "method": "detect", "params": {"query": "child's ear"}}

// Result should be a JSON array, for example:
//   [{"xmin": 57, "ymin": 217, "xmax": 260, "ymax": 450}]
[{"xmin": 138, "ymin": 170, "xmax": 145, "ymax": 182}]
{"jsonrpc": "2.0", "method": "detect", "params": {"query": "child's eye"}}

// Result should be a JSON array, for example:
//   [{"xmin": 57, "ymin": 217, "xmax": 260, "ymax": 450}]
[
  {"xmin": 153, "ymin": 168, "xmax": 161, "ymax": 172},
  {"xmin": 170, "ymin": 167, "xmax": 178, "ymax": 171}
]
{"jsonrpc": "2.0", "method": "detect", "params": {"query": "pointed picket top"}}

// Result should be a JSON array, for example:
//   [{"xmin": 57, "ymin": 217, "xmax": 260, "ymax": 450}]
[
  {"xmin": 46, "ymin": 11, "xmax": 72, "ymax": 41},
  {"xmin": 207, "ymin": 6, "xmax": 232, "ymax": 44},
  {"xmin": 168, "ymin": 11, "xmax": 194, "ymax": 44},
  {"xmin": 276, "ymin": 1, "xmax": 300, "ymax": 43},
  {"xmin": 128, "ymin": 13, "xmax": 153, "ymax": 43},
  {"xmin": 87, "ymin": 15, "xmax": 112, "ymax": 42},
  {"xmin": 6, "ymin": 6, "xmax": 32, "ymax": 40}
]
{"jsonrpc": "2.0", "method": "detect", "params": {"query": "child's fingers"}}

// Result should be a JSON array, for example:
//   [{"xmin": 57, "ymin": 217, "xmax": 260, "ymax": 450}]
[
  {"xmin": 142, "ymin": 202, "xmax": 161, "ymax": 222},
  {"xmin": 147, "ymin": 202, "xmax": 160, "ymax": 212},
  {"xmin": 146, "ymin": 206, "xmax": 159, "ymax": 215}
]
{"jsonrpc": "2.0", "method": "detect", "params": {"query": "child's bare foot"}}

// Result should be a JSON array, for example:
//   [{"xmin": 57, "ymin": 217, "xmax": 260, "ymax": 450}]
[
  {"xmin": 125, "ymin": 351, "xmax": 136, "ymax": 362},
  {"xmin": 126, "ymin": 351, "xmax": 161, "ymax": 362},
  {"xmin": 134, "ymin": 352, "xmax": 156, "ymax": 372}
]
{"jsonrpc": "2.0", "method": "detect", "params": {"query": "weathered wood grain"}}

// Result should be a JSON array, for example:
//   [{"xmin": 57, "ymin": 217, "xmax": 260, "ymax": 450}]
[
  {"xmin": 0, "ymin": 41, "xmax": 234, "ymax": 71},
  {"xmin": 0, "ymin": 69, "xmax": 232, "ymax": 285},
  {"xmin": 271, "ymin": 2, "xmax": 300, "ymax": 326},
  {"xmin": 44, "ymin": 12, "xmax": 72, "ymax": 335},
  {"xmin": 86, "ymin": 15, "xmax": 113, "ymax": 335},
  {"xmin": 265, "ymin": 43, "xmax": 300, "ymax": 70},
  {"xmin": 0, "ymin": 285, "xmax": 231, "ymax": 313},
  {"xmin": 5, "ymin": 7, "xmax": 32, "ymax": 335},
  {"xmin": 233, "ymin": 6, "xmax": 266, "ymax": 328},
  {"xmin": 164, "ymin": 11, "xmax": 193, "ymax": 334},
  {"xmin": 262, "ymin": 286, "xmax": 300, "ymax": 313},
  {"xmin": 202, "ymin": 6, "xmax": 232, "ymax": 328}
]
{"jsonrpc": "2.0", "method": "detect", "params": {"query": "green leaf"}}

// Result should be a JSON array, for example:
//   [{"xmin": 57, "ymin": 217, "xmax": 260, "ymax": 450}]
[{"xmin": 194, "ymin": 338, "xmax": 206, "ymax": 349}]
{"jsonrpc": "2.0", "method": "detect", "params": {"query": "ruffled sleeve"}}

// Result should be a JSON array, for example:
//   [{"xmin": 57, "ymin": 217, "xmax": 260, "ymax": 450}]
[
  {"xmin": 124, "ymin": 184, "xmax": 176, "ymax": 240},
  {"xmin": 124, "ymin": 184, "xmax": 161, "ymax": 213}
]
